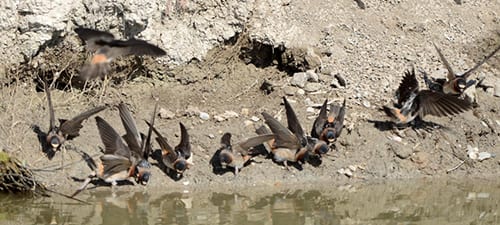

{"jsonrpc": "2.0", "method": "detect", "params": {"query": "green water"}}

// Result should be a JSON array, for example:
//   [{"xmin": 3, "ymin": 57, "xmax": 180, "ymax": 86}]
[{"xmin": 0, "ymin": 179, "xmax": 498, "ymax": 225}]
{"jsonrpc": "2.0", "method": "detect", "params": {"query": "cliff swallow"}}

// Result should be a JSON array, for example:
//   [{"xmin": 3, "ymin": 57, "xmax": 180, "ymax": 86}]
[
  {"xmin": 311, "ymin": 99, "xmax": 346, "ymax": 146},
  {"xmin": 74, "ymin": 27, "xmax": 166, "ymax": 79},
  {"xmin": 426, "ymin": 43, "xmax": 500, "ymax": 95},
  {"xmin": 383, "ymin": 68, "xmax": 472, "ymax": 125},
  {"xmin": 218, "ymin": 132, "xmax": 274, "ymax": 176},
  {"xmin": 70, "ymin": 116, "xmax": 151, "ymax": 197},
  {"xmin": 282, "ymin": 97, "xmax": 329, "ymax": 157},
  {"xmin": 260, "ymin": 110, "xmax": 328, "ymax": 169},
  {"xmin": 146, "ymin": 122, "xmax": 193, "ymax": 178},
  {"xmin": 43, "ymin": 78, "xmax": 106, "ymax": 155}
]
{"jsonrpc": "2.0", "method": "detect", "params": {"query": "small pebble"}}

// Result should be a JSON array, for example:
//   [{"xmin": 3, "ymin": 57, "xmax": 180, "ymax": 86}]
[
  {"xmin": 494, "ymin": 81, "xmax": 500, "ymax": 97},
  {"xmin": 348, "ymin": 165, "xmax": 357, "ymax": 172},
  {"xmin": 296, "ymin": 89, "xmax": 305, "ymax": 95},
  {"xmin": 362, "ymin": 100, "xmax": 371, "ymax": 108},
  {"xmin": 208, "ymin": 134, "xmax": 215, "ymax": 139},
  {"xmin": 186, "ymin": 106, "xmax": 200, "ymax": 117},
  {"xmin": 244, "ymin": 120, "xmax": 254, "ymax": 127},
  {"xmin": 283, "ymin": 86, "xmax": 296, "ymax": 96},
  {"xmin": 199, "ymin": 112, "xmax": 210, "ymax": 120},
  {"xmin": 306, "ymin": 107, "xmax": 315, "ymax": 113},
  {"xmin": 250, "ymin": 116, "xmax": 260, "ymax": 122},
  {"xmin": 304, "ymin": 83, "xmax": 322, "ymax": 92}
]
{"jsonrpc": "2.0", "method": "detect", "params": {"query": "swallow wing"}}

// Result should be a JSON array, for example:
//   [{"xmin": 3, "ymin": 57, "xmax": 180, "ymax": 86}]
[
  {"xmin": 141, "ymin": 102, "xmax": 158, "ymax": 160},
  {"xmin": 220, "ymin": 133, "xmax": 232, "ymax": 149},
  {"xmin": 461, "ymin": 44, "xmax": 500, "ymax": 79},
  {"xmin": 283, "ymin": 97, "xmax": 306, "ymax": 143},
  {"xmin": 59, "ymin": 106, "xmax": 106, "ymax": 138},
  {"xmin": 43, "ymin": 77, "xmax": 56, "ymax": 130},
  {"xmin": 145, "ymin": 121, "xmax": 178, "ymax": 162},
  {"xmin": 311, "ymin": 99, "xmax": 328, "ymax": 138},
  {"xmin": 74, "ymin": 27, "xmax": 115, "ymax": 52},
  {"xmin": 118, "ymin": 103, "xmax": 144, "ymax": 157},
  {"xmin": 262, "ymin": 112, "xmax": 301, "ymax": 150},
  {"xmin": 417, "ymin": 90, "xmax": 472, "ymax": 117},
  {"xmin": 397, "ymin": 68, "xmax": 419, "ymax": 106},
  {"xmin": 175, "ymin": 122, "xmax": 191, "ymax": 160},
  {"xmin": 95, "ymin": 116, "xmax": 130, "ymax": 158},
  {"xmin": 104, "ymin": 39, "xmax": 166, "ymax": 59},
  {"xmin": 433, "ymin": 43, "xmax": 456, "ymax": 81},
  {"xmin": 236, "ymin": 134, "xmax": 275, "ymax": 155},
  {"xmin": 100, "ymin": 154, "xmax": 133, "ymax": 177},
  {"xmin": 332, "ymin": 99, "xmax": 346, "ymax": 137}
]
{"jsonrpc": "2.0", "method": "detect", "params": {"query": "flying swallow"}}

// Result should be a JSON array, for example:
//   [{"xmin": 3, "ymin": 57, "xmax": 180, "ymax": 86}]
[
  {"xmin": 311, "ymin": 99, "xmax": 346, "ymax": 146},
  {"xmin": 43, "ymin": 78, "xmax": 106, "ymax": 153},
  {"xmin": 425, "ymin": 43, "xmax": 500, "ymax": 95},
  {"xmin": 146, "ymin": 122, "xmax": 193, "ymax": 178},
  {"xmin": 74, "ymin": 27, "xmax": 166, "ymax": 79},
  {"xmin": 218, "ymin": 132, "xmax": 274, "ymax": 176},
  {"xmin": 70, "ymin": 116, "xmax": 151, "ymax": 197},
  {"xmin": 383, "ymin": 67, "xmax": 472, "ymax": 125}
]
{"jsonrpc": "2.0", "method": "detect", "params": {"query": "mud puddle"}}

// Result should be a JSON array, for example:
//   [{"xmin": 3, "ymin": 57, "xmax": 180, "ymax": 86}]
[{"xmin": 1, "ymin": 178, "xmax": 498, "ymax": 225}]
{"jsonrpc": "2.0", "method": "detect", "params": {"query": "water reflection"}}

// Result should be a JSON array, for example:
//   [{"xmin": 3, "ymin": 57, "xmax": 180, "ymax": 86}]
[{"xmin": 0, "ymin": 179, "xmax": 499, "ymax": 225}]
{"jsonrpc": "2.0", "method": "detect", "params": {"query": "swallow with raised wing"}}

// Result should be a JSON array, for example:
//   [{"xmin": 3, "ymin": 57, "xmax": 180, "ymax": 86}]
[
  {"xmin": 75, "ymin": 27, "xmax": 166, "ymax": 79},
  {"xmin": 146, "ymin": 122, "xmax": 192, "ymax": 178},
  {"xmin": 43, "ymin": 78, "xmax": 106, "ymax": 155},
  {"xmin": 70, "ymin": 116, "xmax": 152, "ymax": 197},
  {"xmin": 383, "ymin": 67, "xmax": 472, "ymax": 125},
  {"xmin": 218, "ymin": 132, "xmax": 274, "ymax": 176},
  {"xmin": 311, "ymin": 99, "xmax": 346, "ymax": 146},
  {"xmin": 424, "ymin": 43, "xmax": 499, "ymax": 95}
]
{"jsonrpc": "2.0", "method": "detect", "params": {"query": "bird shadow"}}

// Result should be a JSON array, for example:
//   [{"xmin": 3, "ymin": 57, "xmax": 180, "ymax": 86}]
[
  {"xmin": 70, "ymin": 176, "xmax": 135, "ymax": 188},
  {"xmin": 150, "ymin": 149, "xmax": 184, "ymax": 181},
  {"xmin": 31, "ymin": 124, "xmax": 56, "ymax": 160},
  {"xmin": 367, "ymin": 118, "xmax": 443, "ymax": 132}
]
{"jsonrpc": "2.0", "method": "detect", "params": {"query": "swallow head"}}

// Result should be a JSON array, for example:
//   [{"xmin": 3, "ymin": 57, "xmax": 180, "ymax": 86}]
[
  {"xmin": 48, "ymin": 136, "xmax": 61, "ymax": 150},
  {"xmin": 219, "ymin": 151, "xmax": 233, "ymax": 167},
  {"xmin": 313, "ymin": 141, "xmax": 329, "ymax": 155},
  {"xmin": 136, "ymin": 169, "xmax": 151, "ymax": 185},
  {"xmin": 174, "ymin": 160, "xmax": 188, "ymax": 174},
  {"xmin": 455, "ymin": 78, "xmax": 467, "ymax": 92},
  {"xmin": 325, "ymin": 129, "xmax": 336, "ymax": 143}
]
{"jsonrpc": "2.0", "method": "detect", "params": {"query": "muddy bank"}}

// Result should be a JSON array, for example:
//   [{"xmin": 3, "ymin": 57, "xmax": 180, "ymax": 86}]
[{"xmin": 0, "ymin": 1, "xmax": 499, "ymax": 196}]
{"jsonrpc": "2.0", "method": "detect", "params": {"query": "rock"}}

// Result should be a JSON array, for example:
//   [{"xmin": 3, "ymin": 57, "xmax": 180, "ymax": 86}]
[
  {"xmin": 214, "ymin": 115, "xmax": 225, "ymax": 122},
  {"xmin": 241, "ymin": 108, "xmax": 250, "ymax": 116},
  {"xmin": 291, "ymin": 72, "xmax": 308, "ymax": 88},
  {"xmin": 348, "ymin": 165, "xmax": 357, "ymax": 172},
  {"xmin": 337, "ymin": 168, "xmax": 353, "ymax": 177},
  {"xmin": 185, "ymin": 106, "xmax": 200, "ymax": 117},
  {"xmin": 334, "ymin": 73, "xmax": 347, "ymax": 87},
  {"xmin": 208, "ymin": 134, "xmax": 215, "ymax": 139},
  {"xmin": 305, "ymin": 70, "xmax": 319, "ymax": 82},
  {"xmin": 362, "ymin": 100, "xmax": 371, "ymax": 108},
  {"xmin": 158, "ymin": 107, "xmax": 176, "ymax": 119},
  {"xmin": 306, "ymin": 107, "xmax": 315, "ymax": 113},
  {"xmin": 199, "ymin": 112, "xmax": 210, "ymax": 120},
  {"xmin": 304, "ymin": 47, "xmax": 322, "ymax": 69},
  {"xmin": 330, "ymin": 78, "xmax": 341, "ymax": 88},
  {"xmin": 243, "ymin": 120, "xmax": 254, "ymax": 127},
  {"xmin": 494, "ymin": 81, "xmax": 500, "ymax": 97},
  {"xmin": 283, "ymin": 86, "xmax": 297, "ymax": 96},
  {"xmin": 296, "ymin": 89, "xmax": 306, "ymax": 95},
  {"xmin": 222, "ymin": 110, "xmax": 239, "ymax": 119},
  {"xmin": 250, "ymin": 116, "xmax": 260, "ymax": 122},
  {"xmin": 478, "ymin": 152, "xmax": 495, "ymax": 161},
  {"xmin": 304, "ymin": 98, "xmax": 314, "ymax": 106},
  {"xmin": 390, "ymin": 143, "xmax": 412, "ymax": 159},
  {"xmin": 304, "ymin": 83, "xmax": 322, "ymax": 92}
]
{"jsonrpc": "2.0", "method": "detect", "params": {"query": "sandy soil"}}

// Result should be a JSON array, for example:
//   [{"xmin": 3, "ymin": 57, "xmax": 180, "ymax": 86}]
[{"xmin": 0, "ymin": 1, "xmax": 499, "ymax": 196}]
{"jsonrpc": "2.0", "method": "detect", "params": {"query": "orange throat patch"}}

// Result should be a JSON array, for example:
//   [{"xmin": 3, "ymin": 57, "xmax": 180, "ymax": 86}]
[{"xmin": 91, "ymin": 54, "xmax": 109, "ymax": 64}]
